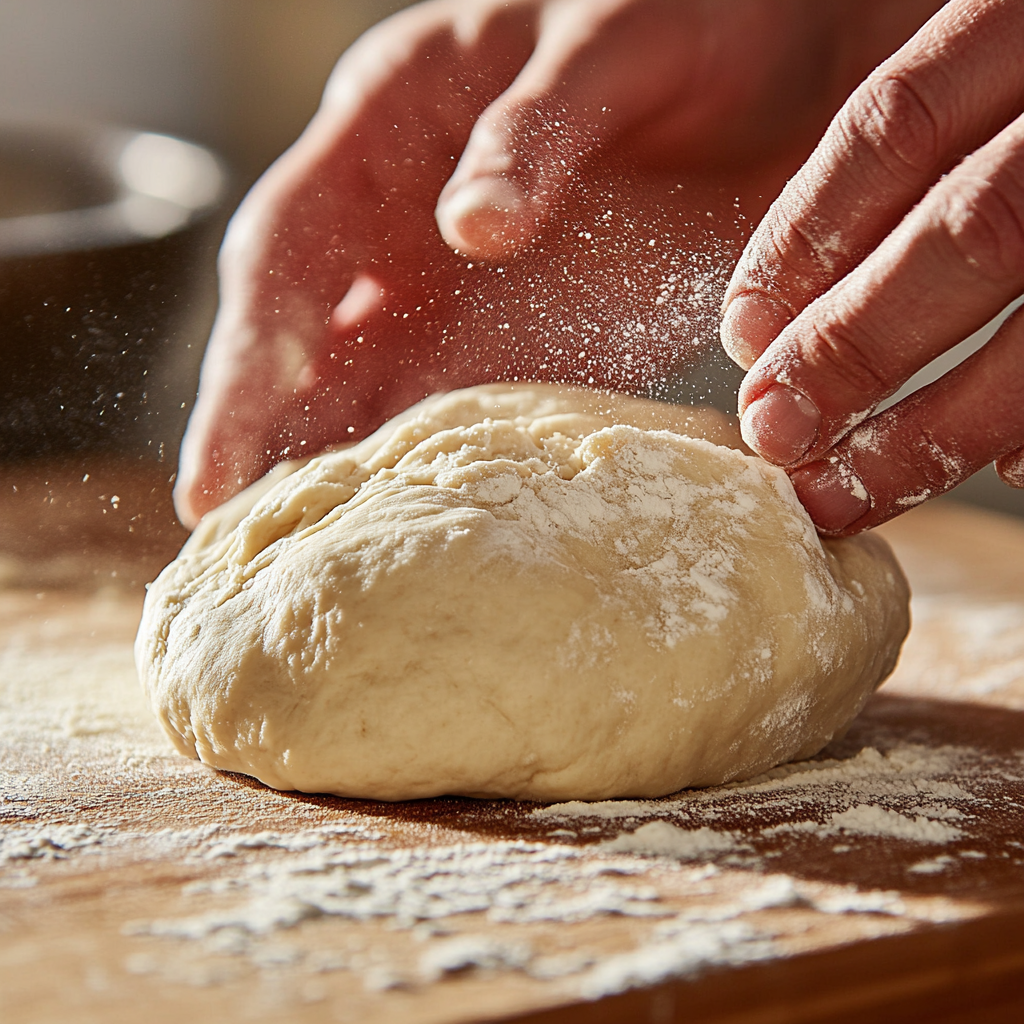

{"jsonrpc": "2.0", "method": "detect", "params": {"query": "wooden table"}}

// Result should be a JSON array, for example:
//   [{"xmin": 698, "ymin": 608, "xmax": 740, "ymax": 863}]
[{"xmin": 2, "ymin": 460, "xmax": 1023, "ymax": 1023}]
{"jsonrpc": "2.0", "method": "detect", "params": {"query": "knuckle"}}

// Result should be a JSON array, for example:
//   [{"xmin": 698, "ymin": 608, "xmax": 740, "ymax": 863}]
[
  {"xmin": 737, "ymin": 203, "xmax": 835, "ymax": 300},
  {"xmin": 902, "ymin": 423, "xmax": 970, "ymax": 493},
  {"xmin": 858, "ymin": 421, "xmax": 966, "ymax": 520},
  {"xmin": 803, "ymin": 316, "xmax": 893, "ymax": 404},
  {"xmin": 770, "ymin": 209, "xmax": 834, "ymax": 283},
  {"xmin": 836, "ymin": 71, "xmax": 945, "ymax": 185},
  {"xmin": 935, "ymin": 173, "xmax": 1024, "ymax": 289}
]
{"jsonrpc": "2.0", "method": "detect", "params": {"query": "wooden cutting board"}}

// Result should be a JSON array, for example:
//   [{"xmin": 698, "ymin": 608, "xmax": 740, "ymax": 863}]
[{"xmin": 2, "ymin": 459, "xmax": 1023, "ymax": 1024}]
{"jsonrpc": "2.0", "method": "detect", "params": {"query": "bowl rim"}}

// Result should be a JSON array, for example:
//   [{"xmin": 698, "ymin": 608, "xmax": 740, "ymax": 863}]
[{"xmin": 0, "ymin": 119, "xmax": 227, "ymax": 258}]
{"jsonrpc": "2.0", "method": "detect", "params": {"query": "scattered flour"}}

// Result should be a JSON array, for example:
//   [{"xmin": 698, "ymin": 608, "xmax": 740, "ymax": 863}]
[
  {"xmin": 579, "ymin": 919, "xmax": 771, "ymax": 999},
  {"xmin": 601, "ymin": 822, "xmax": 742, "ymax": 859},
  {"xmin": 419, "ymin": 935, "xmax": 533, "ymax": 983},
  {"xmin": 0, "ymin": 824, "xmax": 107, "ymax": 863},
  {"xmin": 763, "ymin": 804, "xmax": 963, "ymax": 843},
  {"xmin": 534, "ymin": 799, "xmax": 664, "ymax": 821},
  {"xmin": 535, "ymin": 743, "xmax": 987, "ymax": 854},
  {"xmin": 125, "ymin": 841, "xmax": 667, "ymax": 943},
  {"xmin": 203, "ymin": 828, "xmax": 379, "ymax": 859},
  {"xmin": 897, "ymin": 596, "xmax": 1024, "ymax": 702},
  {"xmin": 908, "ymin": 855, "xmax": 958, "ymax": 876},
  {"xmin": 111, "ymin": 818, "xmax": 976, "ymax": 999},
  {"xmin": 825, "ymin": 804, "xmax": 962, "ymax": 843}
]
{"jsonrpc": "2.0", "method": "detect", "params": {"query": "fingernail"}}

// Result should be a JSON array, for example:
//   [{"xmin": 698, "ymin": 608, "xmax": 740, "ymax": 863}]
[
  {"xmin": 790, "ymin": 459, "xmax": 871, "ymax": 534},
  {"xmin": 435, "ymin": 176, "xmax": 531, "ymax": 257},
  {"xmin": 740, "ymin": 385, "xmax": 820, "ymax": 466},
  {"xmin": 720, "ymin": 293, "xmax": 792, "ymax": 369}
]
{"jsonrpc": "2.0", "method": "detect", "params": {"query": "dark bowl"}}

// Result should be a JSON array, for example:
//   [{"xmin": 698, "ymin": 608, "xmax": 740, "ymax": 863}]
[{"xmin": 0, "ymin": 122, "xmax": 227, "ymax": 460}]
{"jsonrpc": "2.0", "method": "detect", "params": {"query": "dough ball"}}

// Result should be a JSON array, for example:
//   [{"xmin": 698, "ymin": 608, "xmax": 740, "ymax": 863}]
[{"xmin": 136, "ymin": 384, "xmax": 910, "ymax": 801}]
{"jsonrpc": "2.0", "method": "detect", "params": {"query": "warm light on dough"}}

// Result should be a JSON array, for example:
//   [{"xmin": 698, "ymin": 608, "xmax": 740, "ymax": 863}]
[{"xmin": 136, "ymin": 384, "xmax": 910, "ymax": 801}]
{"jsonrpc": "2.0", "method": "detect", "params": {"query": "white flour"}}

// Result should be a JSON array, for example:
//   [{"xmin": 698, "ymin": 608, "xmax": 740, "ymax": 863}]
[
  {"xmin": 533, "ymin": 742, "xmax": 988, "ymax": 847},
  {"xmin": 113, "ymin": 828, "xmax": 970, "ymax": 1000},
  {"xmin": 92, "ymin": 725, "xmax": 1009, "ymax": 999},
  {"xmin": 126, "ymin": 840, "xmax": 666, "ymax": 940},
  {"xmin": 601, "ymin": 821, "xmax": 743, "ymax": 859},
  {"xmin": 6, "ymin": 712, "xmax": 1015, "ymax": 1000},
  {"xmin": 762, "ymin": 807, "xmax": 961, "ymax": 843},
  {"xmin": 899, "ymin": 596, "xmax": 1024, "ymax": 704},
  {"xmin": 5, "ymin": 582, "xmax": 1023, "ymax": 1006}
]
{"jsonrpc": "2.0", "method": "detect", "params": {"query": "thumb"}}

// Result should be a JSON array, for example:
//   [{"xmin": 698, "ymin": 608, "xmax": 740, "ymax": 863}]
[{"xmin": 435, "ymin": 0, "xmax": 691, "ymax": 259}]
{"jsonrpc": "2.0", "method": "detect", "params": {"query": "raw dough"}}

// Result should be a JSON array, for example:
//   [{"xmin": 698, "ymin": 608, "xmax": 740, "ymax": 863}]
[{"xmin": 136, "ymin": 384, "xmax": 910, "ymax": 801}]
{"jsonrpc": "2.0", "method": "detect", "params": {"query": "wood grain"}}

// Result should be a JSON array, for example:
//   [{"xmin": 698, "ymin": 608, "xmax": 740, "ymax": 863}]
[{"xmin": 2, "ymin": 461, "xmax": 1023, "ymax": 1023}]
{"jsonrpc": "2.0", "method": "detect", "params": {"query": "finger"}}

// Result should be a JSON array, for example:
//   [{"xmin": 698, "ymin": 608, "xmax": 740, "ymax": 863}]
[
  {"xmin": 436, "ymin": 0, "xmax": 647, "ymax": 257},
  {"xmin": 721, "ymin": 0, "xmax": 1024, "ymax": 369},
  {"xmin": 174, "ymin": 154, "xmax": 746, "ymax": 527},
  {"xmin": 435, "ymin": 0, "xmax": 749, "ymax": 259},
  {"xmin": 995, "ymin": 446, "xmax": 1024, "ymax": 488},
  {"xmin": 173, "ymin": 148, "xmax": 360, "ymax": 528},
  {"xmin": 173, "ymin": 332, "xmax": 281, "ymax": 530},
  {"xmin": 175, "ymin": 270, "xmax": 441, "ymax": 529},
  {"xmin": 788, "ymin": 301, "xmax": 1024, "ymax": 535},
  {"xmin": 175, "ymin": 5, "xmax": 536, "ymax": 526},
  {"xmin": 737, "ymin": 110, "xmax": 1024, "ymax": 469}
]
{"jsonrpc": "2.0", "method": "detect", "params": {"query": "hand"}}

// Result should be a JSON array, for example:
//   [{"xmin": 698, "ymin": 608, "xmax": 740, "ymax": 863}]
[
  {"xmin": 721, "ymin": 0, "xmax": 1024, "ymax": 537},
  {"xmin": 175, "ymin": 0, "xmax": 938, "ymax": 527}
]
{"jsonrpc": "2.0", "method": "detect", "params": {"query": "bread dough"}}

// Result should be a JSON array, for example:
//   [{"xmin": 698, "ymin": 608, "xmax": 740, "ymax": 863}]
[{"xmin": 136, "ymin": 384, "xmax": 910, "ymax": 801}]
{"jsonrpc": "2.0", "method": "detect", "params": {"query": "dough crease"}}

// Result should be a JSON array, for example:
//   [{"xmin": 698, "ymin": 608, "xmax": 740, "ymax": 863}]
[{"xmin": 136, "ymin": 384, "xmax": 910, "ymax": 801}]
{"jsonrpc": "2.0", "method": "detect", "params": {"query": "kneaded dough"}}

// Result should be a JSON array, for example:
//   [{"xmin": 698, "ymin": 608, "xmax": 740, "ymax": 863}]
[{"xmin": 136, "ymin": 383, "xmax": 910, "ymax": 801}]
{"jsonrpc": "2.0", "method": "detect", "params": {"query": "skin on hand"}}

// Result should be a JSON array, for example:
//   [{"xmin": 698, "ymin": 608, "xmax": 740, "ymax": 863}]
[
  {"xmin": 175, "ymin": 0, "xmax": 937, "ymax": 528},
  {"xmin": 722, "ymin": 0, "xmax": 1024, "ymax": 536}
]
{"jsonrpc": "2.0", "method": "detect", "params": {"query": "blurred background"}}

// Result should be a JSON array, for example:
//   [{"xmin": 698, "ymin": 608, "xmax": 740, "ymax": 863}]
[
  {"xmin": 0, "ymin": 1, "xmax": 412, "ymax": 586},
  {"xmin": 0, "ymin": 0, "xmax": 411, "ymax": 466},
  {"xmin": 0, "ymin": 0, "xmax": 411, "ymax": 188},
  {"xmin": 0, "ymin": 0, "xmax": 1020, "ymax": 572}
]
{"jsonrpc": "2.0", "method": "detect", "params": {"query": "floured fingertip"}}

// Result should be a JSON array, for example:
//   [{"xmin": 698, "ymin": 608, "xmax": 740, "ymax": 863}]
[
  {"xmin": 996, "ymin": 447, "xmax": 1024, "ymax": 488},
  {"xmin": 435, "ymin": 176, "xmax": 534, "ymax": 259}
]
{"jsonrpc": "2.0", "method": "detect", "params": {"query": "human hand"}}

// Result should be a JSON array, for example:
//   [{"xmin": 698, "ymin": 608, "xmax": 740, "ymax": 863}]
[
  {"xmin": 721, "ymin": 0, "xmax": 1024, "ymax": 537},
  {"xmin": 175, "ymin": 0, "xmax": 937, "ymax": 527}
]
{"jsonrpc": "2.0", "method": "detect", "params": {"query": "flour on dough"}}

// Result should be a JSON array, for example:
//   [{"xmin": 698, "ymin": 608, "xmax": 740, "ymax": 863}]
[{"xmin": 136, "ymin": 383, "xmax": 910, "ymax": 801}]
